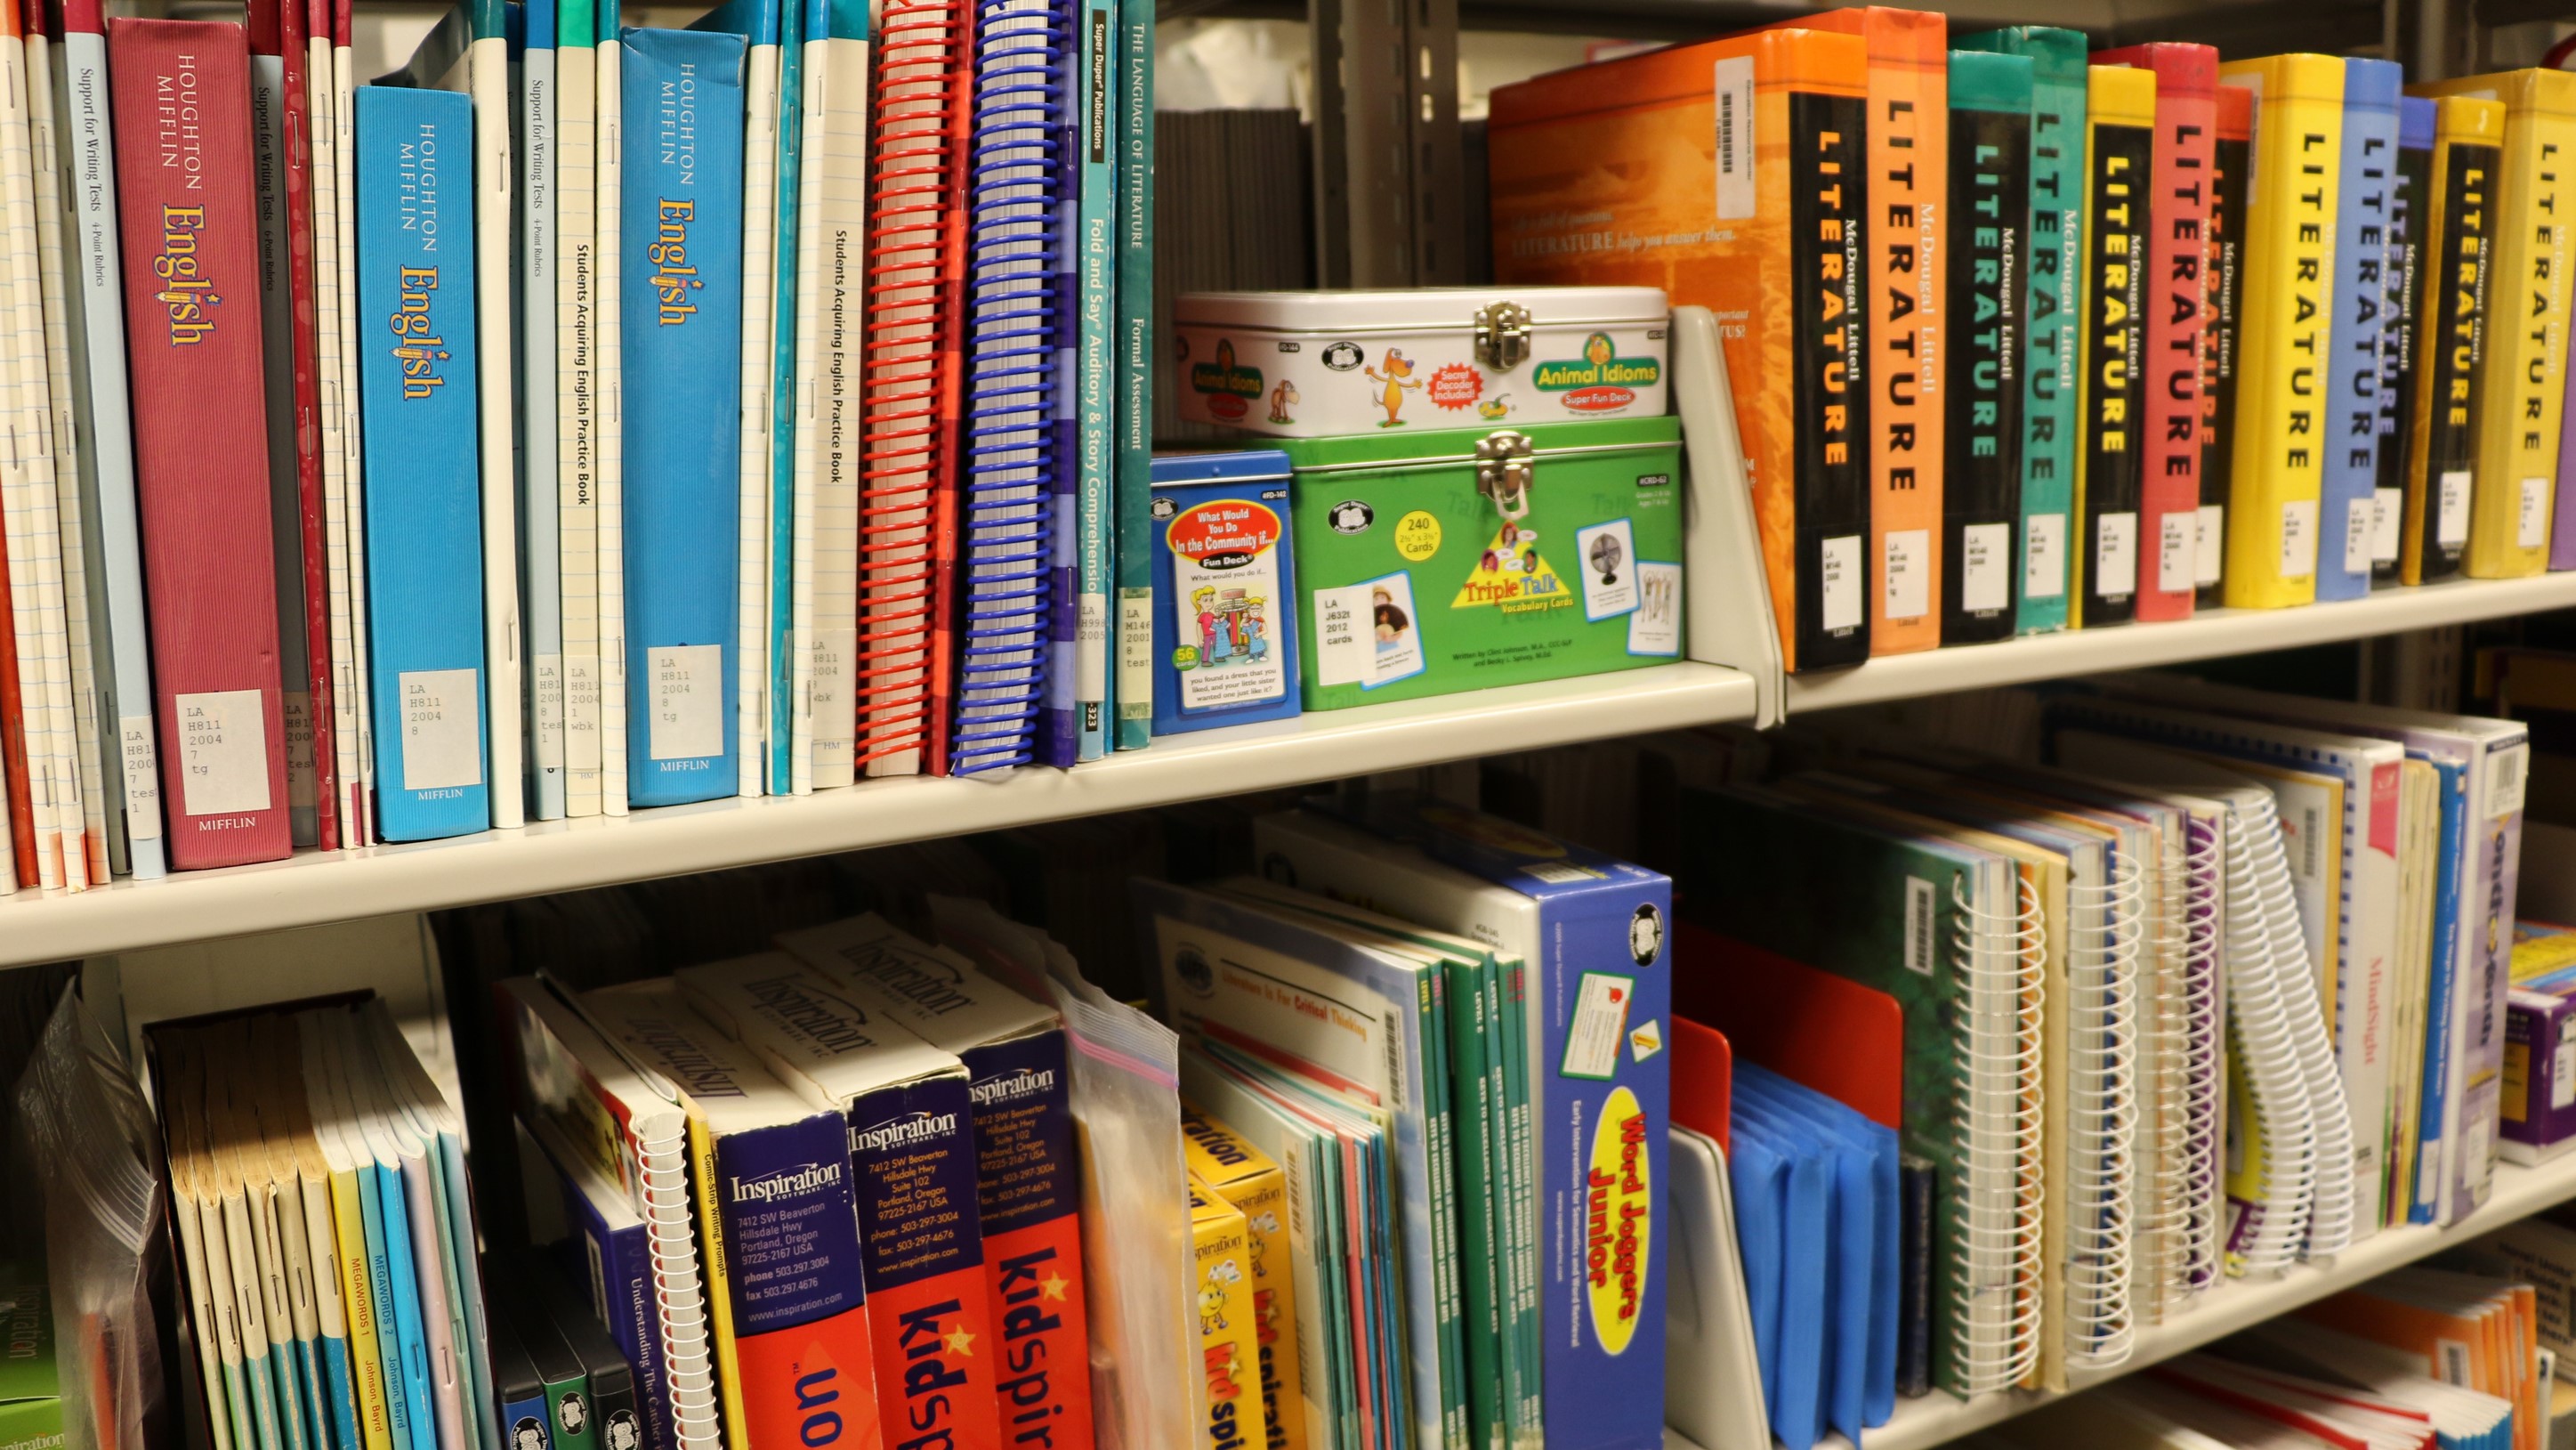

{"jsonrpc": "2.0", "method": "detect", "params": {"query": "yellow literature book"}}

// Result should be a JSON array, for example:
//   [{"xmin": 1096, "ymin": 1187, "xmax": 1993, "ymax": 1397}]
[
  {"xmin": 2217, "ymin": 55, "xmax": 2345, "ymax": 609},
  {"xmin": 2410, "ymin": 69, "xmax": 2576, "ymax": 579}
]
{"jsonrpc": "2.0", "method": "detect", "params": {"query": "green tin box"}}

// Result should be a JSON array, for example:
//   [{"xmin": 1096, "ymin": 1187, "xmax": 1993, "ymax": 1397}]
[{"xmin": 1286, "ymin": 417, "xmax": 1684, "ymax": 709}]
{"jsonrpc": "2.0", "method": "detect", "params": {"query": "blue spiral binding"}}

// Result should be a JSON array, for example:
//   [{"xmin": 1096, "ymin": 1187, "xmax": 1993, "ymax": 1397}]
[{"xmin": 951, "ymin": 0, "xmax": 1070, "ymax": 773}]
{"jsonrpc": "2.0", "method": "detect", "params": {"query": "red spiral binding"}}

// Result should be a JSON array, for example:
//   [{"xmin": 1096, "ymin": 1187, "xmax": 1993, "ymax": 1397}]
[{"xmin": 858, "ymin": 0, "xmax": 962, "ymax": 776}]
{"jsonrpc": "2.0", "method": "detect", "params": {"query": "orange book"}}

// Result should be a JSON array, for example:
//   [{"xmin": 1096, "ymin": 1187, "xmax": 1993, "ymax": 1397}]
[
  {"xmin": 1490, "ymin": 29, "xmax": 1873, "ymax": 673},
  {"xmin": 1756, "ymin": 7, "xmax": 1950, "ymax": 655},
  {"xmin": 1675, "ymin": 922, "xmax": 1903, "ymax": 1129}
]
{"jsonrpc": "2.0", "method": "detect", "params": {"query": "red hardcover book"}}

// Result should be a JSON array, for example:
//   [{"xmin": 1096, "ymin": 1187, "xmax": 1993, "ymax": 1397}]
[
  {"xmin": 2096, "ymin": 43, "xmax": 2219, "ymax": 620},
  {"xmin": 264, "ymin": 0, "xmax": 339, "ymax": 849},
  {"xmin": 110, "ymin": 20, "xmax": 292, "ymax": 868}
]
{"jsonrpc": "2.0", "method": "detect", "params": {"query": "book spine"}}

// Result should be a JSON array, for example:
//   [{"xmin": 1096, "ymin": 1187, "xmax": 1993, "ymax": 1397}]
[
  {"xmin": 1110, "ymin": 0, "xmax": 1150, "ymax": 750},
  {"xmin": 962, "ymin": 1031, "xmax": 1097, "ymax": 1450},
  {"xmin": 26, "ymin": 17, "xmax": 112, "ymax": 881},
  {"xmin": 555, "ymin": 12, "xmax": 601, "ymax": 816},
  {"xmin": 703, "ymin": 1116, "xmax": 878, "ymax": 1450},
  {"xmin": 2074, "ymin": 67, "xmax": 2152, "ymax": 628},
  {"xmin": 770, "ymin": 2, "xmax": 805, "ymax": 796},
  {"xmin": 108, "ymin": 20, "xmax": 292, "ymax": 869},
  {"xmin": 2016, "ymin": 49, "xmax": 2084, "ymax": 634},
  {"xmin": 2407, "ymin": 113, "xmax": 2497, "ymax": 585},
  {"xmin": 2454, "ymin": 736, "xmax": 2528, "ymax": 1220},
  {"xmin": 2410, "ymin": 761, "xmax": 2467, "ymax": 1224},
  {"xmin": 1498, "ymin": 960, "xmax": 1539, "ymax": 1445},
  {"xmin": 1942, "ymin": 72, "xmax": 2031, "ymax": 644},
  {"xmin": 328, "ymin": 1170, "xmax": 396, "ymax": 1450},
  {"xmin": 1446, "ymin": 954, "xmax": 1506, "ymax": 1450},
  {"xmin": 584, "ymin": 1215, "xmax": 673, "ymax": 1450},
  {"xmin": 354, "ymin": 85, "xmax": 492, "ymax": 843},
  {"xmin": 334, "ymin": 8, "xmax": 377, "ymax": 843},
  {"xmin": 2460, "ymin": 76, "xmax": 2573, "ymax": 578},
  {"xmin": 731, "ymin": 29, "xmax": 776, "ymax": 800},
  {"xmin": 304, "ymin": 0, "xmax": 361, "ymax": 846},
  {"xmin": 278, "ymin": 0, "xmax": 338, "ymax": 852},
  {"xmin": 1864, "ymin": 19, "xmax": 1944, "ymax": 658},
  {"xmin": 2132, "ymin": 55, "xmax": 2214, "ymax": 621},
  {"xmin": 802, "ymin": 10, "xmax": 864, "ymax": 790},
  {"xmin": 1073, "ymin": 0, "xmax": 1112, "ymax": 761},
  {"xmin": 2, "ymin": 0, "xmax": 82, "ymax": 888},
  {"xmin": 251, "ymin": 4, "xmax": 319, "ymax": 849},
  {"xmin": 55, "ymin": 15, "xmax": 169, "ymax": 876},
  {"xmin": 620, "ymin": 26, "xmax": 743, "ymax": 806},
  {"xmin": 1422, "ymin": 974, "xmax": 1466, "ymax": 1450},
  {"xmin": 847, "ymin": 1075, "xmax": 993, "ymax": 1450},
  {"xmin": 2221, "ymin": 60, "xmax": 2342, "ymax": 608},
  {"xmin": 1789, "ymin": 74, "xmax": 1872, "ymax": 671},
  {"xmin": 1040, "ymin": 0, "xmax": 1079, "ymax": 771},
  {"xmin": 468, "ymin": 21, "xmax": 522, "ymax": 830},
  {"xmin": 524, "ymin": 0, "xmax": 569, "ymax": 822},
  {"xmin": 2317, "ymin": 64, "xmax": 2401, "ymax": 603},
  {"xmin": 2378, "ymin": 109, "xmax": 2431, "ymax": 587},
  {"xmin": 2199, "ymin": 90, "xmax": 2250, "ymax": 604},
  {"xmin": 594, "ymin": 11, "xmax": 626, "ymax": 815}
]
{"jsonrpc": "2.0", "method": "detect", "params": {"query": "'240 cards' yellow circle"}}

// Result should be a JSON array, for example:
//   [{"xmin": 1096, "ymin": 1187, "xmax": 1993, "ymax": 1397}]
[{"xmin": 1394, "ymin": 510, "xmax": 1441, "ymax": 562}]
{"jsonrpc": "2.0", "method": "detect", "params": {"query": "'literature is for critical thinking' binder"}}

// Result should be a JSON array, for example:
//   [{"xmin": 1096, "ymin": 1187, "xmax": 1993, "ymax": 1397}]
[
  {"xmin": 951, "ymin": 0, "xmax": 1065, "ymax": 774},
  {"xmin": 620, "ymin": 25, "xmax": 746, "ymax": 805}
]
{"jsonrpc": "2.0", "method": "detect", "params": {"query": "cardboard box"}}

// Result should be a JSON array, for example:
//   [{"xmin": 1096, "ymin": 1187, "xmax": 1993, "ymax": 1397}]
[
  {"xmin": 1250, "ymin": 799, "xmax": 1670, "ymax": 1450},
  {"xmin": 1182, "ymin": 1109, "xmax": 1305, "ymax": 1450},
  {"xmin": 1189, "ymin": 1172, "xmax": 1262, "ymax": 1450}
]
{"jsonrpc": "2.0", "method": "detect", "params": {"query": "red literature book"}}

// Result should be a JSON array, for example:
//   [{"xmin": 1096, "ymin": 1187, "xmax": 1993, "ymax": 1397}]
[
  {"xmin": 2096, "ymin": 43, "xmax": 2219, "ymax": 620},
  {"xmin": 110, "ymin": 20, "xmax": 292, "ymax": 868}
]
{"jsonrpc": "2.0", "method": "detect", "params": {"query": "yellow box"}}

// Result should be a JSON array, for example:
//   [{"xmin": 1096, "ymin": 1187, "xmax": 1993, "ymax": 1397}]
[
  {"xmin": 1184, "ymin": 1108, "xmax": 1307, "ymax": 1450},
  {"xmin": 1191, "ymin": 1171, "xmax": 1263, "ymax": 1450}
]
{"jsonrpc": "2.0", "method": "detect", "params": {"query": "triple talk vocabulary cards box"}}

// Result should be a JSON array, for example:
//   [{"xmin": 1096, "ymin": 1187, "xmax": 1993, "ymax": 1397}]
[{"xmin": 1253, "ymin": 800, "xmax": 1670, "ymax": 1450}]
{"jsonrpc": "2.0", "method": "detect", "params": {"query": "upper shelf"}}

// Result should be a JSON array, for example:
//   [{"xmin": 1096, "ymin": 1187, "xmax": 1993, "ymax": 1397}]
[
  {"xmin": 1668, "ymin": 1144, "xmax": 2576, "ymax": 1450},
  {"xmin": 1777, "ymin": 572, "xmax": 2576, "ymax": 716},
  {"xmin": 0, "ymin": 660, "xmax": 1757, "ymax": 969}
]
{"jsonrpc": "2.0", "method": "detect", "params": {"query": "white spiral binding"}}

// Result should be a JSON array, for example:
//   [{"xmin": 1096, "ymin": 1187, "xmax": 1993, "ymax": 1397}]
[
  {"xmin": 2177, "ymin": 819, "xmax": 2226, "ymax": 1295},
  {"xmin": 2237, "ymin": 792, "xmax": 2358, "ymax": 1260},
  {"xmin": 634, "ymin": 1123, "xmax": 723, "ymax": 1449},
  {"xmin": 1949, "ymin": 872, "xmax": 2046, "ymax": 1394},
  {"xmin": 2217, "ymin": 799, "xmax": 2320, "ymax": 1276},
  {"xmin": 2136, "ymin": 825, "xmax": 2192, "ymax": 1323},
  {"xmin": 2064, "ymin": 854, "xmax": 2140, "ymax": 1367}
]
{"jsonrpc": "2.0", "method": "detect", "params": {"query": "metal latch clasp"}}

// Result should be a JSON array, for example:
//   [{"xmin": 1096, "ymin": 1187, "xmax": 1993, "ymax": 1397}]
[
  {"xmin": 1476, "ymin": 430, "xmax": 1535, "ymax": 521},
  {"xmin": 1474, "ymin": 300, "xmax": 1533, "ymax": 372}
]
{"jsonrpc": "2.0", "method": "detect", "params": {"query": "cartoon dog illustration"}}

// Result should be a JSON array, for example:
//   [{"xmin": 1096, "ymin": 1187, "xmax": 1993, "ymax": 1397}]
[
  {"xmin": 1267, "ymin": 378, "xmax": 1299, "ymax": 425},
  {"xmin": 1364, "ymin": 349, "xmax": 1420, "ymax": 427}
]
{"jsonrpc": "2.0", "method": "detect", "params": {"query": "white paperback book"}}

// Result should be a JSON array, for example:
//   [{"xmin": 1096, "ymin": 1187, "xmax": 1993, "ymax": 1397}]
[
  {"xmin": 555, "ymin": 26, "xmax": 603, "ymax": 818},
  {"xmin": 734, "ymin": 23, "xmax": 781, "ymax": 798},
  {"xmin": 521, "ymin": 26, "xmax": 567, "ymax": 822},
  {"xmin": 45, "ymin": 6, "xmax": 159, "ymax": 875},
  {"xmin": 795, "ymin": 3, "xmax": 865, "ymax": 789},
  {"xmin": 595, "ymin": 20, "xmax": 629, "ymax": 815},
  {"xmin": 332, "ymin": 3, "xmax": 378, "ymax": 842},
  {"xmin": 304, "ymin": 0, "xmax": 364, "ymax": 847}
]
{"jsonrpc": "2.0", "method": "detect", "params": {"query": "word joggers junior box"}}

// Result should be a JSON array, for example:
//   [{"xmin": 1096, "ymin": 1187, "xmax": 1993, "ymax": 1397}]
[{"xmin": 1285, "ymin": 417, "xmax": 1682, "ymax": 710}]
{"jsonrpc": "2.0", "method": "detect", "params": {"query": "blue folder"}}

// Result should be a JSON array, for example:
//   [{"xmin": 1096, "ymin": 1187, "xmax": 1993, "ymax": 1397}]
[
  {"xmin": 1739, "ymin": 1063, "xmax": 1902, "ymax": 1433},
  {"xmin": 1730, "ymin": 1109, "xmax": 1829, "ymax": 1450}
]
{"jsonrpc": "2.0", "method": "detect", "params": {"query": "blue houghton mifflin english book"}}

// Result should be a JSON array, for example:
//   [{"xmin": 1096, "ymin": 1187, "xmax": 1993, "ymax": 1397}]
[
  {"xmin": 620, "ymin": 25, "xmax": 747, "ymax": 805},
  {"xmin": 354, "ymin": 84, "xmax": 492, "ymax": 841}
]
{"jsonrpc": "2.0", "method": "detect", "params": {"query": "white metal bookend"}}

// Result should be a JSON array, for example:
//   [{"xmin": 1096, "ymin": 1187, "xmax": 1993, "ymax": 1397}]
[{"xmin": 1673, "ymin": 304, "xmax": 1788, "ymax": 727}]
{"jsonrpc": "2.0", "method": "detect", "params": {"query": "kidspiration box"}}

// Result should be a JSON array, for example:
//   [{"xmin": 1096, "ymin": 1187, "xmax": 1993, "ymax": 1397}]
[
  {"xmin": 1250, "ymin": 799, "xmax": 1670, "ymax": 1450},
  {"xmin": 1181, "ymin": 1109, "xmax": 1307, "ymax": 1450},
  {"xmin": 1172, "ymin": 287, "xmax": 1669, "ymax": 436},
  {"xmin": 1150, "ymin": 452, "xmax": 1300, "ymax": 735},
  {"xmin": 772, "ymin": 916, "xmax": 1096, "ymax": 1450},
  {"xmin": 674, "ymin": 954, "xmax": 1007, "ymax": 1450},
  {"xmin": 1188, "ymin": 1171, "xmax": 1264, "ymax": 1450},
  {"xmin": 1285, "ymin": 417, "xmax": 1682, "ymax": 710}
]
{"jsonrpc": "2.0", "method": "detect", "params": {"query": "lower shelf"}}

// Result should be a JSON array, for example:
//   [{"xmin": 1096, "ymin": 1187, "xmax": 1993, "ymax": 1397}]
[
  {"xmin": 1668, "ymin": 1149, "xmax": 2576, "ymax": 1450},
  {"xmin": 0, "ymin": 660, "xmax": 1757, "ymax": 969}
]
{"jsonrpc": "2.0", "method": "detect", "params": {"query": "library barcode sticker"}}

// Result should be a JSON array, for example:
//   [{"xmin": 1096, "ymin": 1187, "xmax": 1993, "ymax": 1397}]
[
  {"xmin": 2438, "ymin": 1338, "xmax": 2472, "ymax": 1386},
  {"xmin": 2025, "ymin": 514, "xmax": 2066, "ymax": 598},
  {"xmin": 400, "ymin": 668, "xmax": 485, "ymax": 792},
  {"xmin": 1821, "ymin": 534, "xmax": 1861, "ymax": 633},
  {"xmin": 2280, "ymin": 499, "xmax": 2319, "ymax": 579},
  {"xmin": 2195, "ymin": 505, "xmax": 2225, "ymax": 586},
  {"xmin": 2158, "ymin": 512, "xmax": 2192, "ymax": 594},
  {"xmin": 1562, "ymin": 972, "xmax": 1636, "ymax": 1081},
  {"xmin": 1712, "ymin": 56, "xmax": 1755, "ymax": 220},
  {"xmin": 2371, "ymin": 486, "xmax": 2402, "ymax": 563},
  {"xmin": 1884, "ymin": 528, "xmax": 1930, "ymax": 620},
  {"xmin": 1962, "ymin": 523, "xmax": 2010, "ymax": 612},
  {"xmin": 648, "ymin": 644, "xmax": 724, "ymax": 760},
  {"xmin": 2438, "ymin": 471, "xmax": 2471, "ymax": 547},
  {"xmin": 174, "ymin": 689, "xmax": 272, "ymax": 818},
  {"xmin": 2525, "ymin": 477, "xmax": 2553, "ymax": 549},
  {"xmin": 2342, "ymin": 496, "xmax": 2376, "ymax": 574},
  {"xmin": 2556, "ymin": 1022, "xmax": 2575, "ymax": 1110},
  {"xmin": 1521, "ymin": 859, "xmax": 1604, "ymax": 886},
  {"xmin": 2490, "ymin": 741, "xmax": 2530, "ymax": 820},
  {"xmin": 1903, "ymin": 875, "xmax": 1935, "ymax": 976},
  {"xmin": 118, "ymin": 714, "xmax": 161, "ymax": 839},
  {"xmin": 2094, "ymin": 511, "xmax": 2137, "ymax": 598}
]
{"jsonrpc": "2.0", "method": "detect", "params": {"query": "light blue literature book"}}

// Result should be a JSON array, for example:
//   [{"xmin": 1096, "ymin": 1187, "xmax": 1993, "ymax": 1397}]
[
  {"xmin": 2318, "ymin": 57, "xmax": 2403, "ymax": 601},
  {"xmin": 620, "ymin": 25, "xmax": 747, "ymax": 806},
  {"xmin": 354, "ymin": 84, "xmax": 493, "ymax": 842}
]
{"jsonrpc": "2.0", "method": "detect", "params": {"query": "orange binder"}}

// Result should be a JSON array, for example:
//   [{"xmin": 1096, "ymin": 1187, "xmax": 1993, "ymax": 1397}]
[{"xmin": 1490, "ymin": 28, "xmax": 1872, "ymax": 674}]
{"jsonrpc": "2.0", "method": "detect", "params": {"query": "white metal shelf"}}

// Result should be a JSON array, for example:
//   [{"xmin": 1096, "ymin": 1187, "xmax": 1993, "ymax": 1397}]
[
  {"xmin": 0, "ymin": 660, "xmax": 1756, "ymax": 969},
  {"xmin": 1776, "ymin": 572, "xmax": 2576, "ymax": 716},
  {"xmin": 1667, "ymin": 1149, "xmax": 2576, "ymax": 1450}
]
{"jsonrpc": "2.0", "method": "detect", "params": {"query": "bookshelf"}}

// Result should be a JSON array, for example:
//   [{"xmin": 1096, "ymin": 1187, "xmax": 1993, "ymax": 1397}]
[
  {"xmin": 0, "ymin": 659, "xmax": 1756, "ymax": 968},
  {"xmin": 1661, "ymin": 1149, "xmax": 2576, "ymax": 1450}
]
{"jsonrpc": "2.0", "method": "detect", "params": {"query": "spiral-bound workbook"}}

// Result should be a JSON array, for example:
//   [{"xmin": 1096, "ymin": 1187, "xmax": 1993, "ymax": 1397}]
[{"xmin": 948, "ymin": 0, "xmax": 1066, "ymax": 773}]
